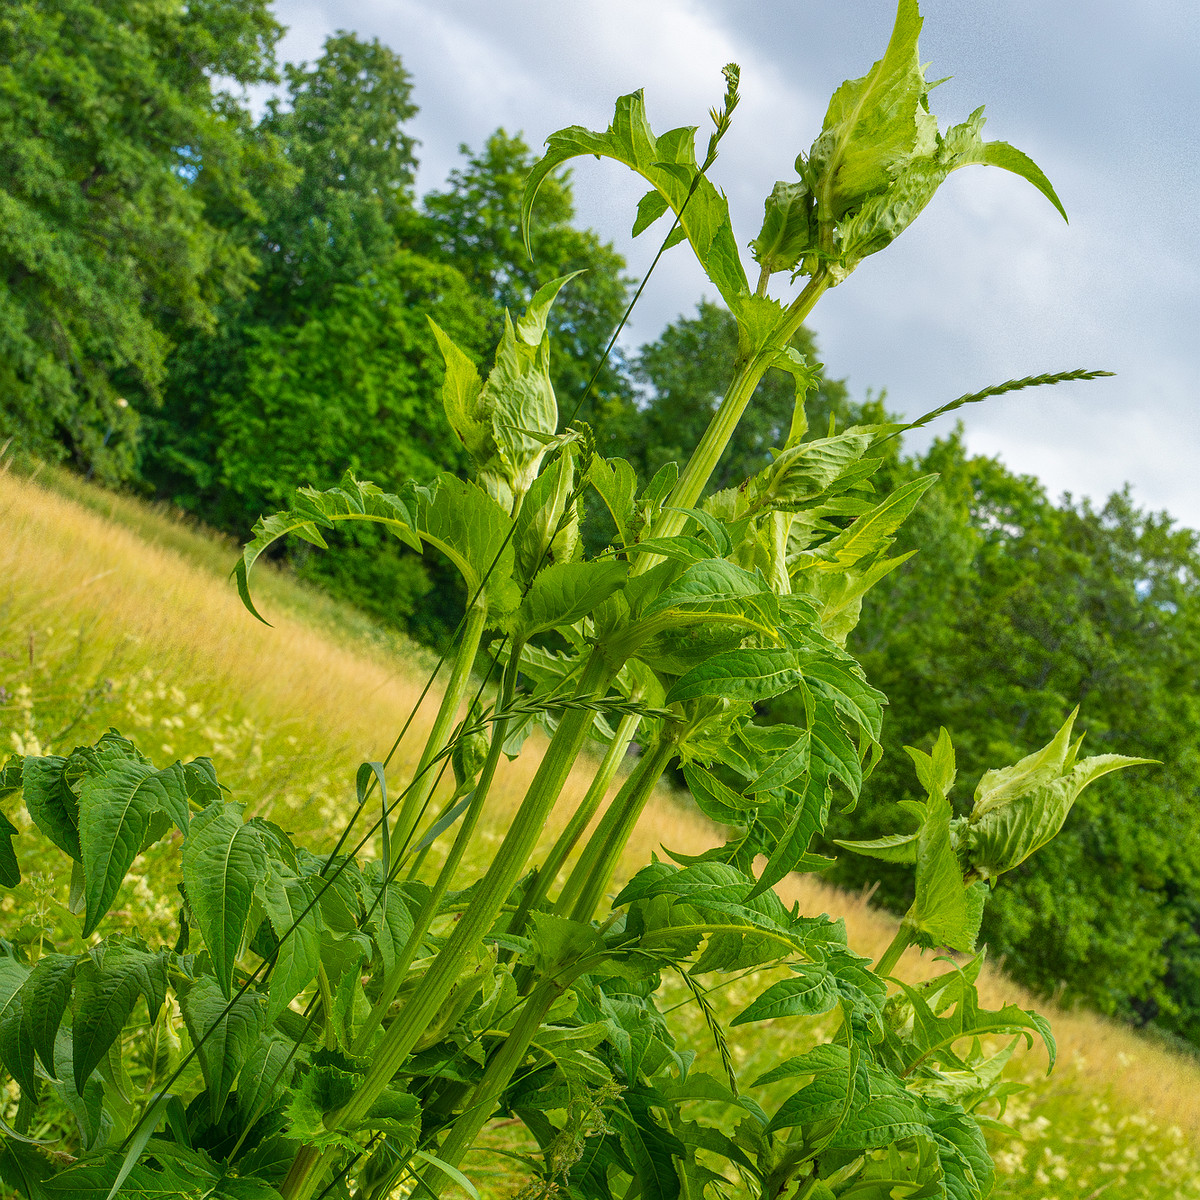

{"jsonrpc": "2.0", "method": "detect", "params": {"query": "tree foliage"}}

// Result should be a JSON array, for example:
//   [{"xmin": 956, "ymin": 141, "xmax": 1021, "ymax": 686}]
[{"xmin": 0, "ymin": 0, "xmax": 283, "ymax": 482}]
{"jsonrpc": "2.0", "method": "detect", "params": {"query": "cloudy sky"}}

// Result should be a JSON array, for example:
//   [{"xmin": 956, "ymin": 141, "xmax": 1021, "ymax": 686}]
[{"xmin": 268, "ymin": 0, "xmax": 1200, "ymax": 527}]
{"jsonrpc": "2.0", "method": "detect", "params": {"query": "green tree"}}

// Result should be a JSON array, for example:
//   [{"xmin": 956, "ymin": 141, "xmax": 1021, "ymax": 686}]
[{"xmin": 0, "ymin": 0, "xmax": 283, "ymax": 482}]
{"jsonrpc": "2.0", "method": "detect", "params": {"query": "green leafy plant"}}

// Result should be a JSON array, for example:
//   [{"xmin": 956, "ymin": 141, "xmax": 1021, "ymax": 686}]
[{"xmin": 0, "ymin": 5, "xmax": 1143, "ymax": 1199}]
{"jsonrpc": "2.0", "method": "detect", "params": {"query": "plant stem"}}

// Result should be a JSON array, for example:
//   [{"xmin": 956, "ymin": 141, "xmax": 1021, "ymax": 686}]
[
  {"xmin": 641, "ymin": 269, "xmax": 830, "ymax": 555},
  {"xmin": 323, "ymin": 650, "xmax": 613, "ymax": 1143},
  {"xmin": 352, "ymin": 643, "xmax": 524, "ymax": 1055},
  {"xmin": 388, "ymin": 602, "xmax": 488, "ymax": 853},
  {"xmin": 426, "ymin": 977, "xmax": 562, "ymax": 1187},
  {"xmin": 559, "ymin": 733, "xmax": 678, "ymax": 923},
  {"xmin": 874, "ymin": 923, "xmax": 915, "ymax": 978},
  {"xmin": 504, "ymin": 709, "xmax": 642, "ymax": 942}
]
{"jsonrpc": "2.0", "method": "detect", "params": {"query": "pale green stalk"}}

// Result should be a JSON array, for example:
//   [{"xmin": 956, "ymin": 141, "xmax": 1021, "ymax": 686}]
[
  {"xmin": 561, "ymin": 735, "xmax": 678, "ymax": 923},
  {"xmin": 424, "ymin": 741, "xmax": 674, "ymax": 1193},
  {"xmin": 505, "ymin": 709, "xmax": 642, "ymax": 941},
  {"xmin": 640, "ymin": 270, "xmax": 830, "ymax": 556},
  {"xmin": 280, "ymin": 650, "xmax": 617, "ymax": 1199},
  {"xmin": 389, "ymin": 601, "xmax": 488, "ymax": 852},
  {"xmin": 874, "ymin": 923, "xmax": 915, "ymax": 978},
  {"xmin": 350, "ymin": 644, "xmax": 524, "ymax": 1055}
]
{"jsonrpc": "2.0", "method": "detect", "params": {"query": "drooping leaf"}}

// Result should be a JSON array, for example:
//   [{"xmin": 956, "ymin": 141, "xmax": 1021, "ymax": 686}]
[
  {"xmin": 0, "ymin": 810, "xmax": 19, "ymax": 888},
  {"xmin": 0, "ymin": 958, "xmax": 34, "ymax": 1096},
  {"xmin": 179, "ymin": 975, "xmax": 267, "ymax": 1124},
  {"xmin": 76, "ymin": 752, "xmax": 189, "ymax": 936},
  {"xmin": 611, "ymin": 1088, "xmax": 685, "ymax": 1200},
  {"xmin": 680, "ymin": 764, "xmax": 756, "ymax": 824},
  {"xmin": 20, "ymin": 952, "xmax": 76, "ymax": 1077},
  {"xmin": 71, "ymin": 942, "xmax": 167, "ymax": 1093},
  {"xmin": 182, "ymin": 802, "xmax": 267, "ymax": 997},
  {"xmin": 523, "ymin": 90, "xmax": 749, "ymax": 309},
  {"xmin": 732, "ymin": 964, "xmax": 839, "ymax": 1025},
  {"xmin": 236, "ymin": 474, "xmax": 426, "ymax": 623},
  {"xmin": 22, "ymin": 754, "xmax": 82, "ymax": 861}
]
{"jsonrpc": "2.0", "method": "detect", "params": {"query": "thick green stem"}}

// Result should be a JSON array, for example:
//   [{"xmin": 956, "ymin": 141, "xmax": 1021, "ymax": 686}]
[
  {"xmin": 427, "ymin": 978, "xmax": 562, "ymax": 1187},
  {"xmin": 328, "ymin": 649, "xmax": 612, "ymax": 1134},
  {"xmin": 561, "ymin": 735, "xmax": 678, "ymax": 923},
  {"xmin": 390, "ymin": 602, "xmax": 488, "ymax": 853},
  {"xmin": 874, "ymin": 922, "xmax": 915, "ymax": 978},
  {"xmin": 351, "ymin": 643, "xmax": 525, "ymax": 1055},
  {"xmin": 505, "ymin": 710, "xmax": 642, "ymax": 941},
  {"xmin": 640, "ymin": 270, "xmax": 830, "ymax": 557}
]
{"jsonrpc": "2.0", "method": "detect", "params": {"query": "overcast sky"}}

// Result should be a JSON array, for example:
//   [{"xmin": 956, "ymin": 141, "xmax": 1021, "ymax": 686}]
[{"xmin": 267, "ymin": 0, "xmax": 1200, "ymax": 528}]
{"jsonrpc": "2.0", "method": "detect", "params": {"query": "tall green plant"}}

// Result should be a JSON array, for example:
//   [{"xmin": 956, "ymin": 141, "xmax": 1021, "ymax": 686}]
[{"xmin": 0, "ymin": 5, "xmax": 1139, "ymax": 1199}]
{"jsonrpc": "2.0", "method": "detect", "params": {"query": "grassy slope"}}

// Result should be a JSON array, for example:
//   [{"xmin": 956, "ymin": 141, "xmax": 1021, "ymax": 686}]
[{"xmin": 2, "ymin": 465, "xmax": 1198, "ymax": 1199}]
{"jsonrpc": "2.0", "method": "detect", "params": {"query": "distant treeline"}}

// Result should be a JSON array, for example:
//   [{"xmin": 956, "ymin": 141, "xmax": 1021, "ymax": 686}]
[{"xmin": 3, "ymin": 1, "xmax": 1199, "ymax": 1043}]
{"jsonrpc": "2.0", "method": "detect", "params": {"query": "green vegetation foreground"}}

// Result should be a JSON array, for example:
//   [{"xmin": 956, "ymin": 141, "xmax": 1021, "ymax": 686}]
[{"xmin": 1, "ymin": 449, "xmax": 1197, "ymax": 1198}]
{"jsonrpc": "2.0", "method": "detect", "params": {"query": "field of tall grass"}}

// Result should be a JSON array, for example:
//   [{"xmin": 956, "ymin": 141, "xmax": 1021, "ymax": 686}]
[{"xmin": 2, "ymin": 462, "xmax": 1198, "ymax": 1199}]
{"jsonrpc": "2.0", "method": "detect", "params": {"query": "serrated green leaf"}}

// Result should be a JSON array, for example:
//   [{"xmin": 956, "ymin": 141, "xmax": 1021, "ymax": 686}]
[
  {"xmin": 77, "ymin": 754, "xmax": 189, "ymax": 936},
  {"xmin": 526, "ymin": 913, "xmax": 607, "ymax": 980},
  {"xmin": 71, "ymin": 943, "xmax": 166, "ymax": 1094},
  {"xmin": 751, "ymin": 1042, "xmax": 849, "ymax": 1088},
  {"xmin": 979, "ymin": 140, "xmax": 1067, "ymax": 220},
  {"xmin": 666, "ymin": 649, "xmax": 802, "ymax": 707},
  {"xmin": 0, "ymin": 1136, "xmax": 51, "ymax": 1200},
  {"xmin": 0, "ymin": 809, "xmax": 19, "ymax": 888},
  {"xmin": 22, "ymin": 755, "xmax": 82, "ymax": 861},
  {"xmin": 751, "ymin": 179, "xmax": 815, "ymax": 275},
  {"xmin": 681, "ymin": 764, "xmax": 755, "ymax": 824},
  {"xmin": 0, "ymin": 958, "xmax": 34, "ymax": 1096},
  {"xmin": 732, "ymin": 965, "xmax": 838, "ymax": 1025},
  {"xmin": 905, "ymin": 794, "xmax": 981, "ymax": 954},
  {"xmin": 236, "ymin": 474, "xmax": 426, "ymax": 624},
  {"xmin": 972, "ymin": 709, "xmax": 1078, "ymax": 816},
  {"xmin": 179, "ymin": 976, "xmax": 267, "ymax": 1124},
  {"xmin": 966, "ymin": 752, "xmax": 1154, "ymax": 881},
  {"xmin": 824, "ymin": 1092, "xmax": 929, "ymax": 1150},
  {"xmin": 821, "ymin": 475, "xmax": 937, "ymax": 568},
  {"xmin": 20, "ymin": 952, "xmax": 76, "ymax": 1076},
  {"xmin": 588, "ymin": 456, "xmax": 638, "ymax": 544},
  {"xmin": 632, "ymin": 188, "xmax": 670, "ymax": 237},
  {"xmin": 810, "ymin": 0, "xmax": 932, "ymax": 221},
  {"xmin": 236, "ymin": 1034, "xmax": 295, "ymax": 1129},
  {"xmin": 523, "ymin": 90, "xmax": 749, "ymax": 307},
  {"xmin": 612, "ymin": 1088, "xmax": 684, "ymax": 1200},
  {"xmin": 834, "ymin": 829, "xmax": 919, "ymax": 864},
  {"xmin": 745, "ymin": 732, "xmax": 811, "ymax": 795},
  {"xmin": 749, "ymin": 772, "xmax": 832, "ymax": 898},
  {"xmin": 428, "ymin": 317, "xmax": 486, "ymax": 462},
  {"xmin": 906, "ymin": 726, "xmax": 957, "ymax": 800},
  {"xmin": 257, "ymin": 862, "xmax": 321, "ymax": 1023},
  {"xmin": 182, "ymin": 802, "xmax": 267, "ymax": 998},
  {"xmin": 514, "ymin": 560, "xmax": 627, "ymax": 639},
  {"xmin": 766, "ymin": 1042, "xmax": 858, "ymax": 1134}
]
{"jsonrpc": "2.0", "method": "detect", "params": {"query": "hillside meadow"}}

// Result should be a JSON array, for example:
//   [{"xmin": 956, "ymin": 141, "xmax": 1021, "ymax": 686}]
[{"xmin": 1, "ymin": 462, "xmax": 1198, "ymax": 1200}]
